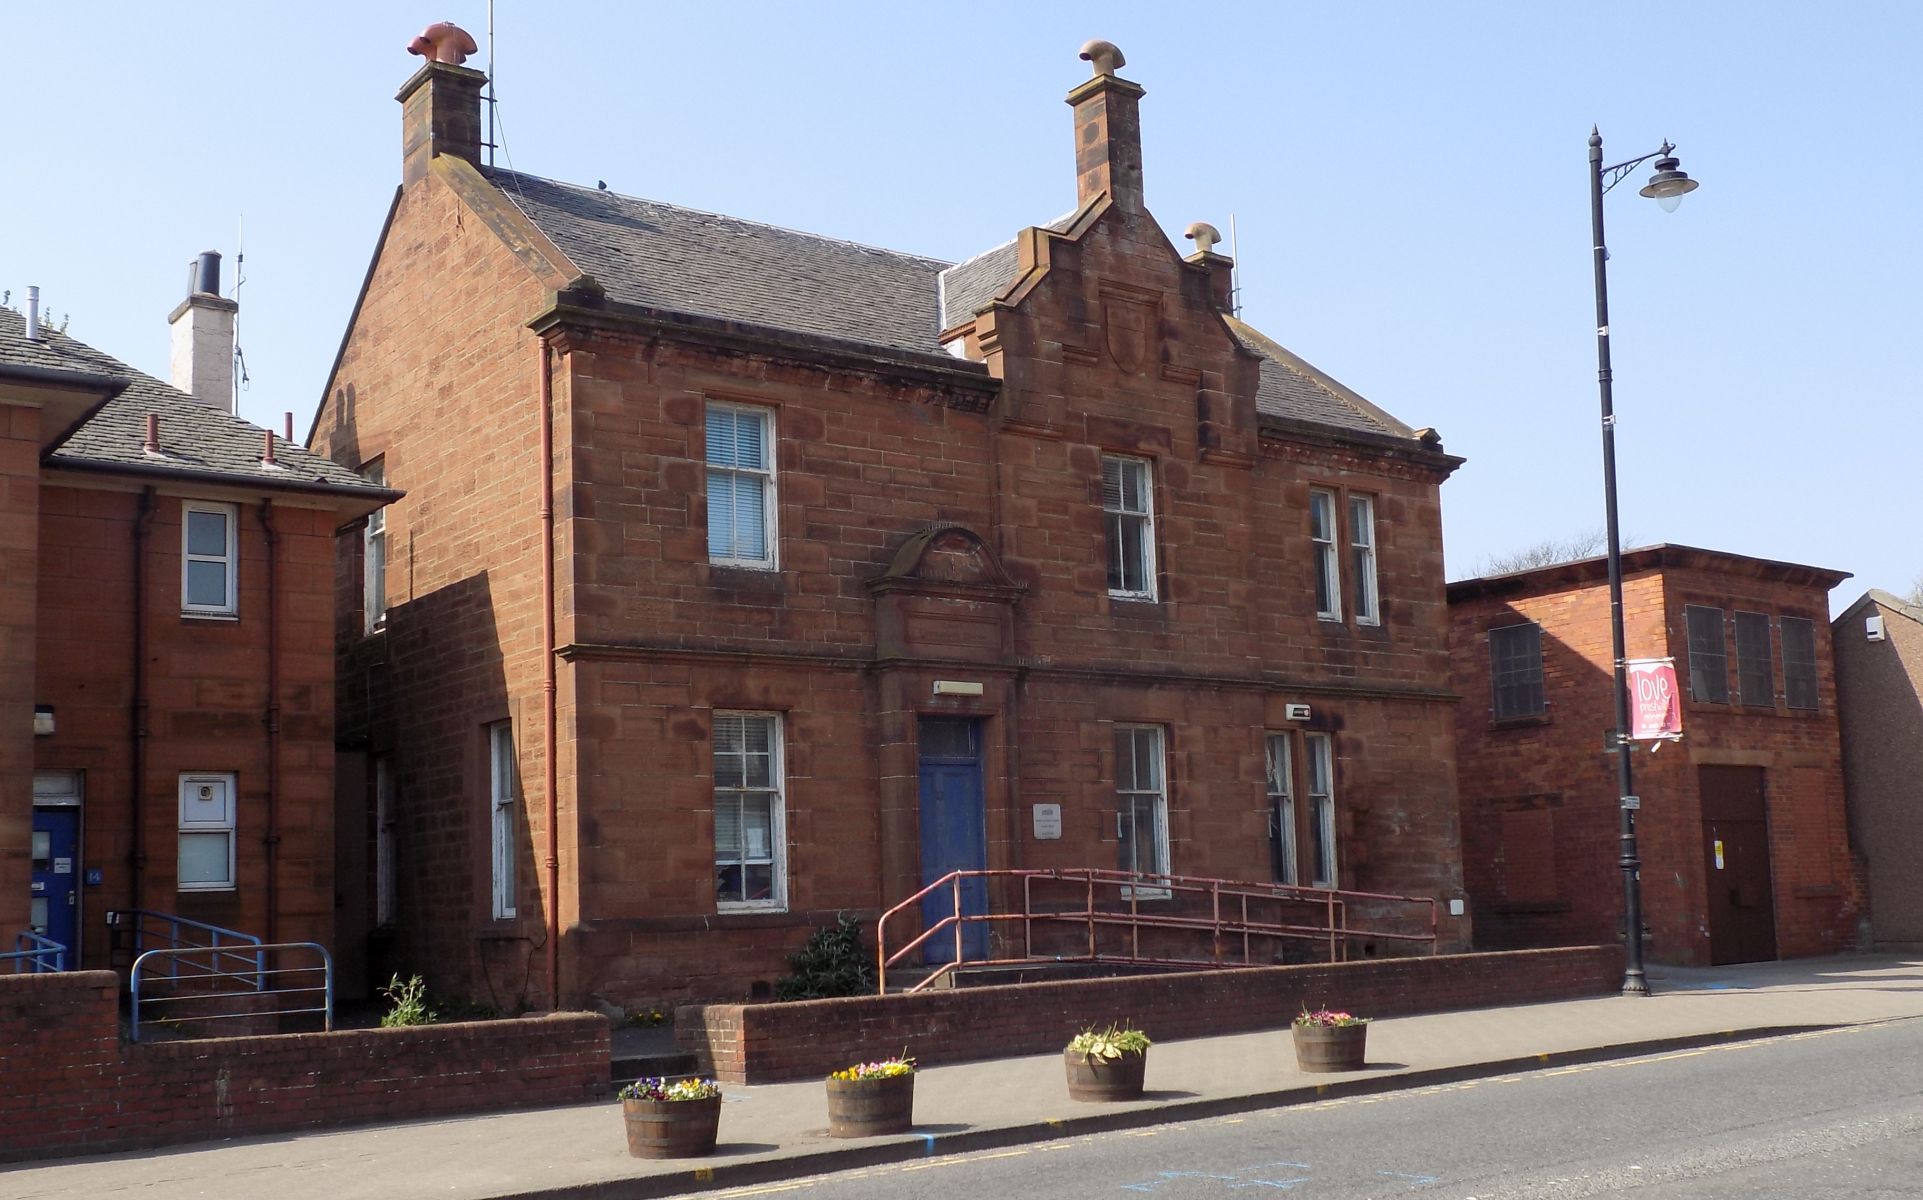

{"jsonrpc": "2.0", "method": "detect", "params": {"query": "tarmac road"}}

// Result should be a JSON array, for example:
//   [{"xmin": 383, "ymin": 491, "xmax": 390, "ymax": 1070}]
[{"xmin": 689, "ymin": 1018, "xmax": 1923, "ymax": 1200}]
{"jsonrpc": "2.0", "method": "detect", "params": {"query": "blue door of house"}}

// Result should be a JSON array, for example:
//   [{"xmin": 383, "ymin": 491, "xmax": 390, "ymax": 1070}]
[
  {"xmin": 918, "ymin": 718, "xmax": 988, "ymax": 964},
  {"xmin": 30, "ymin": 807, "xmax": 80, "ymax": 965}
]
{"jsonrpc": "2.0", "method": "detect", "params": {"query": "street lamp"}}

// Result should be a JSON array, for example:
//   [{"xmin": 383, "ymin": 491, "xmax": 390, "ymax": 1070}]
[{"xmin": 1588, "ymin": 128, "xmax": 1699, "ymax": 998}]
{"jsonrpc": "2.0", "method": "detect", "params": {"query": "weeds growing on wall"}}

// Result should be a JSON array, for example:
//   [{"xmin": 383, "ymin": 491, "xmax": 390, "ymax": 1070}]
[{"xmin": 379, "ymin": 973, "xmax": 438, "ymax": 1027}]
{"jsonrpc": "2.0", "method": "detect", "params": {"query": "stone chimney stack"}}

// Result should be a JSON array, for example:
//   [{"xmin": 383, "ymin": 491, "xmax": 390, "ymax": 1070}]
[
  {"xmin": 1183, "ymin": 223, "xmax": 1236, "ymax": 313},
  {"xmin": 168, "ymin": 251, "xmax": 237, "ymax": 412},
  {"xmin": 398, "ymin": 22, "xmax": 485, "ymax": 185},
  {"xmin": 1066, "ymin": 40, "xmax": 1146, "ymax": 213}
]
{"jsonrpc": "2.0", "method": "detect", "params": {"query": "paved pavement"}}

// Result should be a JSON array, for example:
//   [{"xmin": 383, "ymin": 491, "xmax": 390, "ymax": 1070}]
[{"xmin": 7, "ymin": 955, "xmax": 1921, "ymax": 1200}]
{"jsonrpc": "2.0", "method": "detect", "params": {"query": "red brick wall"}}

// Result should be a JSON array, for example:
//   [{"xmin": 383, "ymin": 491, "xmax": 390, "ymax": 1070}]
[
  {"xmin": 0, "ymin": 970, "xmax": 607, "ymax": 1163},
  {"xmin": 317, "ymin": 164, "xmax": 562, "ymax": 1007},
  {"xmin": 31, "ymin": 485, "xmax": 339, "ymax": 963},
  {"xmin": 1450, "ymin": 555, "xmax": 1861, "ymax": 963},
  {"xmin": 0, "ymin": 404, "xmax": 40, "ymax": 939},
  {"xmin": 678, "ymin": 946, "xmax": 1622, "ymax": 1084}
]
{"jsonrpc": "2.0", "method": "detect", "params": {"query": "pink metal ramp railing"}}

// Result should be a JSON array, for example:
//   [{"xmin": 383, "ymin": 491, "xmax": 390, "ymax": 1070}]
[{"xmin": 877, "ymin": 867, "xmax": 1438, "ymax": 994}]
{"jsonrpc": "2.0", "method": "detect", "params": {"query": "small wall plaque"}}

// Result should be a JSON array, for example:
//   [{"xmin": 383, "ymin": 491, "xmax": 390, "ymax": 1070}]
[{"xmin": 1032, "ymin": 803, "xmax": 1062, "ymax": 840}]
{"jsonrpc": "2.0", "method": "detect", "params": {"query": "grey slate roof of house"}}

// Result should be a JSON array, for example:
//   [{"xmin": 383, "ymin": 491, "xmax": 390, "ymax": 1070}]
[
  {"xmin": 0, "ymin": 308, "xmax": 389, "ymax": 496},
  {"xmin": 937, "ymin": 238, "xmax": 1019, "ymax": 332},
  {"xmin": 482, "ymin": 171, "xmax": 1421, "ymax": 443},
  {"xmin": 484, "ymin": 168, "xmax": 952, "ymax": 355}
]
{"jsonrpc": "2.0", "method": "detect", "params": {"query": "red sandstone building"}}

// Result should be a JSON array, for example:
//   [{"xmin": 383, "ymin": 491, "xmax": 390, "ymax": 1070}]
[
  {"xmin": 1448, "ymin": 545, "xmax": 1863, "ymax": 965},
  {"xmin": 316, "ymin": 33, "xmax": 1471, "ymax": 1009},
  {"xmin": 1, "ymin": 275, "xmax": 391, "ymax": 972}
]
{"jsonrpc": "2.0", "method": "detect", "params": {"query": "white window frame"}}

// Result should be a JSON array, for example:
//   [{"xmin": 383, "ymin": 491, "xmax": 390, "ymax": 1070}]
[
  {"xmin": 1310, "ymin": 488, "xmax": 1342, "ymax": 621},
  {"xmin": 488, "ymin": 722, "xmax": 517, "ymax": 920},
  {"xmin": 177, "ymin": 773, "xmax": 237, "ymax": 892},
  {"xmin": 1101, "ymin": 454, "xmax": 1159, "ymax": 601},
  {"xmin": 1265, "ymin": 733, "xmax": 1298, "ymax": 886},
  {"xmin": 1348, "ymin": 493, "xmax": 1380, "ymax": 625},
  {"xmin": 1305, "ymin": 733, "xmax": 1337, "ymax": 888},
  {"xmin": 1114, "ymin": 724, "xmax": 1171, "ymax": 894},
  {"xmin": 705, "ymin": 401, "xmax": 778, "ymax": 570},
  {"xmin": 363, "ymin": 462, "xmax": 388, "ymax": 634},
  {"xmin": 375, "ymin": 756, "xmax": 397, "ymax": 927},
  {"xmin": 181, "ymin": 501, "xmax": 239, "ymax": 616},
  {"xmin": 713, "ymin": 711, "xmax": 787, "ymax": 912}
]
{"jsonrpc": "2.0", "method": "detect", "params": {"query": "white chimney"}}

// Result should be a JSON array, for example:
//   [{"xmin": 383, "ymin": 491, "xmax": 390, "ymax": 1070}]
[{"xmin": 168, "ymin": 251, "xmax": 237, "ymax": 411}]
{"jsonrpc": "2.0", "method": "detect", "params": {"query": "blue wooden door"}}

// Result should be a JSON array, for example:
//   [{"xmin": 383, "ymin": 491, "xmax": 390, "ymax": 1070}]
[
  {"xmin": 30, "ymin": 807, "xmax": 80, "ymax": 965},
  {"xmin": 918, "ymin": 718, "xmax": 988, "ymax": 963}
]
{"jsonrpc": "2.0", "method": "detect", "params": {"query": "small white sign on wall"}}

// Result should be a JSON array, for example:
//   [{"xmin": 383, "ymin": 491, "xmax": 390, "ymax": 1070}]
[{"xmin": 1032, "ymin": 803, "xmax": 1062, "ymax": 841}]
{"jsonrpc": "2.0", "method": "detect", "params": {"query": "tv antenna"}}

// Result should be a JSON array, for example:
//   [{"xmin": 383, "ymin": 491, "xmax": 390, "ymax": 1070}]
[
  {"xmin": 486, "ymin": 0, "xmax": 498, "ymax": 166},
  {"xmin": 1228, "ymin": 212, "xmax": 1243, "ymax": 317}
]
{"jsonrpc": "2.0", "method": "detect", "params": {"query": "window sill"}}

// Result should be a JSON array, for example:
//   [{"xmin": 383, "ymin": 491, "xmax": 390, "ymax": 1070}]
[
  {"xmin": 1490, "ymin": 713, "xmax": 1552, "ymax": 730},
  {"xmin": 716, "ymin": 904, "xmax": 790, "ymax": 920},
  {"xmin": 181, "ymin": 611, "xmax": 239, "ymax": 623}
]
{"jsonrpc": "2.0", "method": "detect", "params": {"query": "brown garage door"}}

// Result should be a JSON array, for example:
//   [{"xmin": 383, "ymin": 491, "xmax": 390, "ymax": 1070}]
[{"xmin": 1699, "ymin": 765, "xmax": 1778, "ymax": 965}]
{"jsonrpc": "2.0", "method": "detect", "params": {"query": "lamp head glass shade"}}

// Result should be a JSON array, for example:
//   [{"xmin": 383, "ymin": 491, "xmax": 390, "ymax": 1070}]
[{"xmin": 1640, "ymin": 155, "xmax": 1699, "ymax": 212}]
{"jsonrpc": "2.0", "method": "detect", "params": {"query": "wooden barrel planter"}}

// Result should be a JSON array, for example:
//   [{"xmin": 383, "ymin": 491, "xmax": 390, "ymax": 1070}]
[
  {"xmin": 1292, "ymin": 1022, "xmax": 1368, "ymax": 1073},
  {"xmin": 825, "ymin": 1073, "xmax": 915, "ymax": 1138},
  {"xmin": 1065, "ymin": 1049, "xmax": 1148, "ymax": 1102},
  {"xmin": 623, "ymin": 1095, "xmax": 722, "ymax": 1158}
]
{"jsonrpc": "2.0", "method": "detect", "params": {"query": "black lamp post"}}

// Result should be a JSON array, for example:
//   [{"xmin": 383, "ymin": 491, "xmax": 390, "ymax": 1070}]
[{"xmin": 1588, "ymin": 128, "xmax": 1698, "ymax": 998}]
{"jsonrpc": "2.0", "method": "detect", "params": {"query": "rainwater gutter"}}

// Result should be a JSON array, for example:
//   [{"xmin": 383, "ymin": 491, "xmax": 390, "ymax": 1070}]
[
  {"xmin": 129, "ymin": 487, "xmax": 155, "ymax": 912},
  {"xmin": 538, "ymin": 336, "xmax": 560, "ymax": 1007},
  {"xmin": 260, "ymin": 499, "xmax": 282, "ymax": 943}
]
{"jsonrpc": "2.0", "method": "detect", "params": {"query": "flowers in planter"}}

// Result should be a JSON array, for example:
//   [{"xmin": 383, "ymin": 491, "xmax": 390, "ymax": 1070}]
[
  {"xmin": 619, "ymin": 1076, "xmax": 722, "ymax": 1102},
  {"xmin": 1066, "ymin": 1023, "xmax": 1152, "ymax": 1060},
  {"xmin": 1293, "ymin": 1008, "xmax": 1370, "ymax": 1028},
  {"xmin": 829, "ymin": 1054, "xmax": 916, "ymax": 1081}
]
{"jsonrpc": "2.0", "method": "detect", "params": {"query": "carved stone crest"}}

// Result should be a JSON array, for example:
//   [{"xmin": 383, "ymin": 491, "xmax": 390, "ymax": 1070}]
[{"xmin": 1103, "ymin": 297, "xmax": 1155, "ymax": 376}]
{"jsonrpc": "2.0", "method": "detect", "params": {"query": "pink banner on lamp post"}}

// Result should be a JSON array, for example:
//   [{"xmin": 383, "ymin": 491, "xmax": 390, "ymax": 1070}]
[{"xmin": 1626, "ymin": 658, "xmax": 1683, "ymax": 741}]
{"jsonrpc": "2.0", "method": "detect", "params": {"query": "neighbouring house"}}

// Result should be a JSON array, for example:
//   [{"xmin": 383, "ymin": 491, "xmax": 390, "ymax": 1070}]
[
  {"xmin": 1448, "ymin": 545, "xmax": 1864, "ymax": 966},
  {"xmin": 314, "ymin": 29, "xmax": 1470, "ymax": 1010},
  {"xmin": 0, "ymin": 266, "xmax": 394, "ymax": 975},
  {"xmin": 1833, "ymin": 589, "xmax": 1923, "ymax": 951}
]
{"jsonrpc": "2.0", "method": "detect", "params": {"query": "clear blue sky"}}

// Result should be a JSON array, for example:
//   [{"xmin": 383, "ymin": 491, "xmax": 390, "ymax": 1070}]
[{"xmin": 8, "ymin": 2, "xmax": 1917, "ymax": 606}]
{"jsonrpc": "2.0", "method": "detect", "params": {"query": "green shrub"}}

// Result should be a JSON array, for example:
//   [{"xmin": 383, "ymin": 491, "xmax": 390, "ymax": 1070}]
[{"xmin": 774, "ymin": 912, "xmax": 875, "ymax": 1000}]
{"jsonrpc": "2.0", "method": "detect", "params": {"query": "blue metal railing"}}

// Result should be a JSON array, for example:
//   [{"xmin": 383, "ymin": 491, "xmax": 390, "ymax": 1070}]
[
  {"xmin": 106, "ymin": 909, "xmax": 264, "ymax": 988},
  {"xmin": 130, "ymin": 942, "xmax": 334, "ymax": 1042},
  {"xmin": 1, "ymin": 930, "xmax": 66, "ymax": 973}
]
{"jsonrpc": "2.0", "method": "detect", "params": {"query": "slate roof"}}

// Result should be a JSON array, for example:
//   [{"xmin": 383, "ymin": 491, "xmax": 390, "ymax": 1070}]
[
  {"xmin": 1224, "ymin": 317, "xmax": 1411, "ymax": 440},
  {"xmin": 484, "ymin": 168, "xmax": 952, "ymax": 354},
  {"xmin": 0, "ymin": 307, "xmax": 391, "ymax": 498},
  {"xmin": 478, "ymin": 171, "xmax": 1423, "ymax": 445},
  {"xmin": 937, "ymin": 238, "xmax": 1019, "ymax": 332}
]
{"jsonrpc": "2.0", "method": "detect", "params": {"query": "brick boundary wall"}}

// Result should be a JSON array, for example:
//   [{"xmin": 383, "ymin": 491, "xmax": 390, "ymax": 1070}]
[
  {"xmin": 678, "ymin": 946, "xmax": 1624, "ymax": 1084},
  {"xmin": 0, "ymin": 971, "xmax": 609, "ymax": 1164}
]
